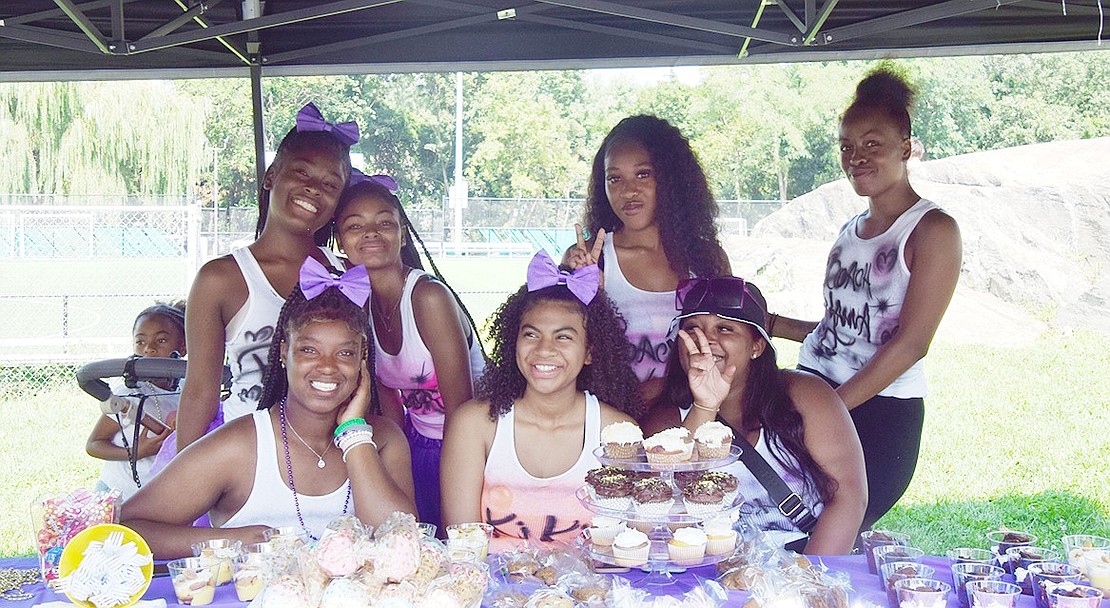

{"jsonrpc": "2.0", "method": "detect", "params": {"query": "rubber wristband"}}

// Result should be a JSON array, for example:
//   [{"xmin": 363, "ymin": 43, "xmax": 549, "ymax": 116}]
[
  {"xmin": 341, "ymin": 438, "xmax": 378, "ymax": 463},
  {"xmin": 334, "ymin": 417, "xmax": 367, "ymax": 438}
]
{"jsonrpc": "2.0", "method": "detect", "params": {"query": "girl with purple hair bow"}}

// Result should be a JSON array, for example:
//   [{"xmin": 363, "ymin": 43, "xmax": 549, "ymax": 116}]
[{"xmin": 439, "ymin": 251, "xmax": 643, "ymax": 552}]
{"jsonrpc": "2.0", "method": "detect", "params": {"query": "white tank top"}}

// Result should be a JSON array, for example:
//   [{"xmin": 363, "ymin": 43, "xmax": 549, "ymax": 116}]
[
  {"xmin": 223, "ymin": 247, "xmax": 344, "ymax": 420},
  {"xmin": 723, "ymin": 428, "xmax": 824, "ymax": 549},
  {"xmin": 220, "ymin": 410, "xmax": 350, "ymax": 538},
  {"xmin": 481, "ymin": 392, "xmax": 602, "ymax": 551},
  {"xmin": 600, "ymin": 238, "xmax": 676, "ymax": 383},
  {"xmin": 798, "ymin": 199, "xmax": 939, "ymax": 398},
  {"xmin": 373, "ymin": 269, "xmax": 486, "ymax": 440}
]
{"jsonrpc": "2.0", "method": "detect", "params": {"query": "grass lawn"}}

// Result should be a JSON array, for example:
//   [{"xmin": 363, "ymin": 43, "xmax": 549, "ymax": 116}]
[{"xmin": 2, "ymin": 255, "xmax": 1107, "ymax": 558}]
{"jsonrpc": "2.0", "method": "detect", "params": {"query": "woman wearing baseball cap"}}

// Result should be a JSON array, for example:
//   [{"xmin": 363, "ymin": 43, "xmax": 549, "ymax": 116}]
[{"xmin": 646, "ymin": 276, "xmax": 866, "ymax": 555}]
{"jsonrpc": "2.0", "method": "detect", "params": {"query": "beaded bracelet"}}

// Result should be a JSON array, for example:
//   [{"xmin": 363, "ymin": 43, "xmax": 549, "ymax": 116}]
[{"xmin": 334, "ymin": 417, "xmax": 367, "ymax": 438}]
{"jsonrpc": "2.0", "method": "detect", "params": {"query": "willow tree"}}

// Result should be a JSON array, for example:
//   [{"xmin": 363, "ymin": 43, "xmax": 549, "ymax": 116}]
[{"xmin": 0, "ymin": 81, "xmax": 208, "ymax": 197}]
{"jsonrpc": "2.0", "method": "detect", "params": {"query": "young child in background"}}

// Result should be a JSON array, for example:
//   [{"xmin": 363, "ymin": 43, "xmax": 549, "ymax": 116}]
[
  {"xmin": 172, "ymin": 103, "xmax": 354, "ymax": 456},
  {"xmin": 334, "ymin": 172, "xmax": 484, "ymax": 531},
  {"xmin": 122, "ymin": 259, "xmax": 415, "ymax": 557},
  {"xmin": 87, "ymin": 302, "xmax": 186, "ymax": 500},
  {"xmin": 440, "ymin": 251, "xmax": 642, "ymax": 552},
  {"xmin": 564, "ymin": 115, "xmax": 731, "ymax": 419}
]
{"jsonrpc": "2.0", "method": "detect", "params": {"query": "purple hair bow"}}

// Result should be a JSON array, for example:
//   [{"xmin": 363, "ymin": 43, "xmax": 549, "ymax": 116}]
[
  {"xmin": 526, "ymin": 250, "xmax": 600, "ymax": 305},
  {"xmin": 350, "ymin": 168, "xmax": 399, "ymax": 192},
  {"xmin": 299, "ymin": 257, "xmax": 371, "ymax": 307},
  {"xmin": 295, "ymin": 103, "xmax": 360, "ymax": 146}
]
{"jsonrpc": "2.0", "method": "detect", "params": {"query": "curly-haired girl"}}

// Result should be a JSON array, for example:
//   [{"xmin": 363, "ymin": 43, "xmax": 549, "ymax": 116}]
[
  {"xmin": 440, "ymin": 251, "xmax": 642, "ymax": 551},
  {"xmin": 564, "ymin": 114, "xmax": 730, "ymax": 418}
]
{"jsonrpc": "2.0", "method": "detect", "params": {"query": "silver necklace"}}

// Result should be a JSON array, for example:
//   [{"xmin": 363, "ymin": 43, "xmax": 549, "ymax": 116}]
[
  {"xmin": 375, "ymin": 293, "xmax": 402, "ymax": 333},
  {"xmin": 285, "ymin": 413, "xmax": 332, "ymax": 468}
]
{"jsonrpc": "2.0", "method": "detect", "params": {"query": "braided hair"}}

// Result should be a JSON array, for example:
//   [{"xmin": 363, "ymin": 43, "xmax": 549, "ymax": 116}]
[
  {"xmin": 256, "ymin": 277, "xmax": 376, "ymax": 413},
  {"xmin": 133, "ymin": 300, "xmax": 186, "ymax": 342},
  {"xmin": 475, "ymin": 285, "xmax": 643, "ymax": 421},
  {"xmin": 332, "ymin": 179, "xmax": 485, "ymax": 357},
  {"xmin": 256, "ymin": 128, "xmax": 354, "ymax": 246}
]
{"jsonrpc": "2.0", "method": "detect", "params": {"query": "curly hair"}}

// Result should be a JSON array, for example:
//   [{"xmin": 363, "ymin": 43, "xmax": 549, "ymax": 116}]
[
  {"xmin": 584, "ymin": 115, "xmax": 726, "ymax": 278},
  {"xmin": 332, "ymin": 180, "xmax": 484, "ymax": 357},
  {"xmin": 257, "ymin": 279, "xmax": 376, "ymax": 412},
  {"xmin": 255, "ymin": 128, "xmax": 354, "ymax": 247},
  {"xmin": 476, "ymin": 285, "xmax": 643, "ymax": 421},
  {"xmin": 842, "ymin": 64, "xmax": 917, "ymax": 139},
  {"xmin": 660, "ymin": 333, "xmax": 837, "ymax": 504}
]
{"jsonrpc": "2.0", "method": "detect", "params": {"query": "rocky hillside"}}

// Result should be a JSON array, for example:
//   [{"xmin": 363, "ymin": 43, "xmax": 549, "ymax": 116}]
[{"xmin": 725, "ymin": 137, "xmax": 1110, "ymax": 345}]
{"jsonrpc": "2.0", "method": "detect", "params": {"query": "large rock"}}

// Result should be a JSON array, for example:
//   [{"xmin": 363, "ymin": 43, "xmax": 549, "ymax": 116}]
[{"xmin": 737, "ymin": 137, "xmax": 1110, "ymax": 341}]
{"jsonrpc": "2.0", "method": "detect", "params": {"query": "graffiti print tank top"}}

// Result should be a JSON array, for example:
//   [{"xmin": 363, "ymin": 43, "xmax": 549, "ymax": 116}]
[
  {"xmin": 600, "ymin": 238, "xmax": 676, "ymax": 384},
  {"xmin": 798, "ymin": 198, "xmax": 938, "ymax": 398}
]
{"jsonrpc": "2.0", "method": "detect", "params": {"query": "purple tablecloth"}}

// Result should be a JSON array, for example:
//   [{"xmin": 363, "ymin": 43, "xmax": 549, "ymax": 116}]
[{"xmin": 0, "ymin": 554, "xmax": 1094, "ymax": 607}]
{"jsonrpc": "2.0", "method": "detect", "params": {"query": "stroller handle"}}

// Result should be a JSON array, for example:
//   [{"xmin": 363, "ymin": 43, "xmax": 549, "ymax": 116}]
[{"xmin": 76, "ymin": 356, "xmax": 230, "ymax": 402}]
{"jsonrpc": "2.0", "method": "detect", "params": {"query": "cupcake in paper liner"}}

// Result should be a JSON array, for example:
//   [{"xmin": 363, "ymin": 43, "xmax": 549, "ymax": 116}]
[
  {"xmin": 702, "ymin": 516, "xmax": 739, "ymax": 556},
  {"xmin": 600, "ymin": 421, "xmax": 643, "ymax": 459},
  {"xmin": 683, "ymin": 479, "xmax": 727, "ymax": 517},
  {"xmin": 611, "ymin": 529, "xmax": 650, "ymax": 568},
  {"xmin": 642, "ymin": 427, "xmax": 694, "ymax": 464},
  {"xmin": 668, "ymin": 526, "xmax": 709, "ymax": 566},
  {"xmin": 630, "ymin": 477, "xmax": 675, "ymax": 516},
  {"xmin": 702, "ymin": 471, "xmax": 740, "ymax": 504},
  {"xmin": 586, "ymin": 516, "xmax": 628, "ymax": 547},
  {"xmin": 587, "ymin": 474, "xmax": 632, "ymax": 512},
  {"xmin": 693, "ymin": 420, "xmax": 734, "ymax": 459}
]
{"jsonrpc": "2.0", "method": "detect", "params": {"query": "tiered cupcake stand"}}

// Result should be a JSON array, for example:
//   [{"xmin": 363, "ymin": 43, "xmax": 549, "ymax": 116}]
[{"xmin": 575, "ymin": 445, "xmax": 744, "ymax": 587}]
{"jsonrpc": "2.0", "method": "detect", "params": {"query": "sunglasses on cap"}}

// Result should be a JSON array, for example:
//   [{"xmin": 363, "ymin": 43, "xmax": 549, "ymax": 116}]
[{"xmin": 675, "ymin": 277, "xmax": 763, "ymax": 315}]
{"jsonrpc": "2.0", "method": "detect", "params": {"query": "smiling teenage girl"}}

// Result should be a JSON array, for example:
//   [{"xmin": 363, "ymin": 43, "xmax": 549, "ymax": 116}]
[
  {"xmin": 770, "ymin": 67, "xmax": 962, "ymax": 532},
  {"xmin": 564, "ymin": 115, "xmax": 730, "ymax": 419},
  {"xmin": 122, "ymin": 260, "xmax": 415, "ymax": 557},
  {"xmin": 173, "ymin": 104, "xmax": 353, "ymax": 455},
  {"xmin": 440, "ymin": 251, "xmax": 642, "ymax": 551},
  {"xmin": 334, "ymin": 173, "xmax": 484, "ymax": 530}
]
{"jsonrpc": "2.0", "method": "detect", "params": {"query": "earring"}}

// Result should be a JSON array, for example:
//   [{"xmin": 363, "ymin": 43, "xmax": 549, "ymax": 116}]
[{"xmin": 751, "ymin": 352, "xmax": 759, "ymax": 360}]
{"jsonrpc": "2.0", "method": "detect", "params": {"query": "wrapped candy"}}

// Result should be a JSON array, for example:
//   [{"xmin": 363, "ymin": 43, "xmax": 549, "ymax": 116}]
[{"xmin": 31, "ymin": 489, "xmax": 121, "ymax": 585}]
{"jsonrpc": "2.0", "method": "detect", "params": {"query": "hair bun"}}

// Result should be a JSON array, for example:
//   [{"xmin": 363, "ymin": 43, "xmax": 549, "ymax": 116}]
[{"xmin": 854, "ymin": 67, "xmax": 916, "ymax": 112}]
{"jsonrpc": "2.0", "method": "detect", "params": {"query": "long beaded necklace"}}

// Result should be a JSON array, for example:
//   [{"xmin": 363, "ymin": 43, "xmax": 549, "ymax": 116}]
[{"xmin": 278, "ymin": 397, "xmax": 351, "ymax": 541}]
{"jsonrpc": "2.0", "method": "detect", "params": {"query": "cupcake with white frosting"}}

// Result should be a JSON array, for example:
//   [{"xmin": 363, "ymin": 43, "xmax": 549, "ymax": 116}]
[
  {"xmin": 600, "ymin": 421, "xmax": 643, "ymax": 459},
  {"xmin": 693, "ymin": 420, "xmax": 734, "ymax": 459}
]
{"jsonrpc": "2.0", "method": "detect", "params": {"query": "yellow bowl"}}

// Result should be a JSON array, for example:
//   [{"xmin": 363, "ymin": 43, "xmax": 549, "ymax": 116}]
[{"xmin": 58, "ymin": 523, "xmax": 154, "ymax": 608}]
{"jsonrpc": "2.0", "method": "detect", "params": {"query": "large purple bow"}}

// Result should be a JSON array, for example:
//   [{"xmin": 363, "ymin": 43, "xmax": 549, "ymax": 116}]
[
  {"xmin": 526, "ymin": 250, "xmax": 600, "ymax": 305},
  {"xmin": 350, "ymin": 168, "xmax": 399, "ymax": 192},
  {"xmin": 299, "ymin": 257, "xmax": 371, "ymax": 307},
  {"xmin": 295, "ymin": 103, "xmax": 360, "ymax": 146}
]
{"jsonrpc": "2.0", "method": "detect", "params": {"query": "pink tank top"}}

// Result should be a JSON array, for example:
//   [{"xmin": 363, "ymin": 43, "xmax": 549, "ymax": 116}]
[{"xmin": 481, "ymin": 392, "xmax": 601, "ymax": 552}]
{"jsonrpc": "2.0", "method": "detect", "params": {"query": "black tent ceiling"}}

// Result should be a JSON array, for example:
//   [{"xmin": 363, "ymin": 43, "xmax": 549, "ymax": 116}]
[{"xmin": 2, "ymin": 0, "xmax": 1109, "ymax": 82}]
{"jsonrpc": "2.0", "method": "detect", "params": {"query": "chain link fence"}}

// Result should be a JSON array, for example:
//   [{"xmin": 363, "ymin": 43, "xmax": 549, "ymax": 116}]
[{"xmin": 2, "ymin": 196, "xmax": 784, "ymax": 399}]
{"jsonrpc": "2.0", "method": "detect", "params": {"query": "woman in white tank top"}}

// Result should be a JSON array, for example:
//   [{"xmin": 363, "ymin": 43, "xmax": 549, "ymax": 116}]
[
  {"xmin": 769, "ymin": 69, "xmax": 961, "ymax": 532},
  {"xmin": 564, "ymin": 115, "xmax": 730, "ymax": 420},
  {"xmin": 123, "ymin": 260, "xmax": 415, "ymax": 557}
]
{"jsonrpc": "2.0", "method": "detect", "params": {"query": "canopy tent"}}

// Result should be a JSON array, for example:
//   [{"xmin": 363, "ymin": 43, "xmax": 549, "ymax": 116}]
[
  {"xmin": 2, "ymin": 0, "xmax": 1108, "ymax": 81},
  {"xmin": 3, "ymin": 1, "xmax": 1107, "ymax": 186}
]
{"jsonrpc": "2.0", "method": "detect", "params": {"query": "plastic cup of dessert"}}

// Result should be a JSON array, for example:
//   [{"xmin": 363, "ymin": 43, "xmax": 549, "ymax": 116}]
[
  {"xmin": 445, "ymin": 547, "xmax": 478, "ymax": 564},
  {"xmin": 951, "ymin": 562, "xmax": 1005, "ymax": 608},
  {"xmin": 1046, "ymin": 584, "xmax": 1103, "ymax": 608},
  {"xmin": 948, "ymin": 548, "xmax": 998, "ymax": 566},
  {"xmin": 232, "ymin": 551, "xmax": 267, "ymax": 602},
  {"xmin": 417, "ymin": 522, "xmax": 438, "ymax": 539},
  {"xmin": 263, "ymin": 526, "xmax": 309, "ymax": 550},
  {"xmin": 1061, "ymin": 535, "xmax": 1110, "ymax": 573},
  {"xmin": 881, "ymin": 560, "xmax": 936, "ymax": 598},
  {"xmin": 1028, "ymin": 561, "xmax": 1083, "ymax": 608},
  {"xmin": 986, "ymin": 530, "xmax": 1036, "ymax": 559},
  {"xmin": 168, "ymin": 557, "xmax": 220, "ymax": 607},
  {"xmin": 893, "ymin": 577, "xmax": 951, "ymax": 608},
  {"xmin": 1083, "ymin": 549, "xmax": 1110, "ymax": 594},
  {"xmin": 190, "ymin": 538, "xmax": 241, "ymax": 586},
  {"xmin": 875, "ymin": 544, "xmax": 926, "ymax": 570},
  {"xmin": 861, "ymin": 530, "xmax": 910, "ymax": 575},
  {"xmin": 965, "ymin": 579, "xmax": 1022, "ymax": 608},
  {"xmin": 1005, "ymin": 546, "xmax": 1060, "ymax": 593},
  {"xmin": 446, "ymin": 523, "xmax": 493, "ymax": 561}
]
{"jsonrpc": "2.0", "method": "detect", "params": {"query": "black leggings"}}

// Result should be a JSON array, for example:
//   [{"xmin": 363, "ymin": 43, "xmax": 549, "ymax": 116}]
[{"xmin": 800, "ymin": 367, "xmax": 925, "ymax": 532}]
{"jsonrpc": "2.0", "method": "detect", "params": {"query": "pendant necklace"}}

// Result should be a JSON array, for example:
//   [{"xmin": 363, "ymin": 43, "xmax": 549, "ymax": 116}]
[
  {"xmin": 375, "ymin": 292, "xmax": 402, "ymax": 333},
  {"xmin": 279, "ymin": 397, "xmax": 351, "ymax": 541},
  {"xmin": 284, "ymin": 408, "xmax": 331, "ymax": 468}
]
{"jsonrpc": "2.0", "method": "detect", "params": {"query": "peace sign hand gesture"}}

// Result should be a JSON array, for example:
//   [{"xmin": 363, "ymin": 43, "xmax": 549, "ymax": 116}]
[
  {"xmin": 678, "ymin": 327, "xmax": 735, "ymax": 413},
  {"xmin": 564, "ymin": 223, "xmax": 606, "ymax": 271}
]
